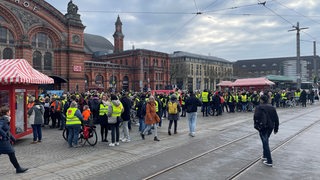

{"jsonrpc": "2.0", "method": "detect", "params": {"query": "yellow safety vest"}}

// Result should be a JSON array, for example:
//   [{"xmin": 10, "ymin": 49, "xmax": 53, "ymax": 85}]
[
  {"xmin": 241, "ymin": 95, "xmax": 247, "ymax": 102},
  {"xmin": 111, "ymin": 103, "xmax": 123, "ymax": 117},
  {"xmin": 202, "ymin": 92, "xmax": 209, "ymax": 102},
  {"xmin": 99, "ymin": 104, "xmax": 108, "ymax": 116},
  {"xmin": 155, "ymin": 100, "xmax": 159, "ymax": 112},
  {"xmin": 66, "ymin": 108, "xmax": 81, "ymax": 125},
  {"xmin": 281, "ymin": 93, "xmax": 287, "ymax": 100}
]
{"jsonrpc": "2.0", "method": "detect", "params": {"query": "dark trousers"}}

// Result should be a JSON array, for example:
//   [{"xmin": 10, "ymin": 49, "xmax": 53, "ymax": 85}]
[
  {"xmin": 110, "ymin": 122, "xmax": 120, "ymax": 143},
  {"xmin": 4, "ymin": 152, "xmax": 21, "ymax": 169},
  {"xmin": 259, "ymin": 129, "xmax": 273, "ymax": 164},
  {"xmin": 100, "ymin": 124, "xmax": 109, "ymax": 141},
  {"xmin": 31, "ymin": 124, "xmax": 42, "ymax": 141},
  {"xmin": 51, "ymin": 112, "xmax": 61, "ymax": 128},
  {"xmin": 168, "ymin": 120, "xmax": 177, "ymax": 133}
]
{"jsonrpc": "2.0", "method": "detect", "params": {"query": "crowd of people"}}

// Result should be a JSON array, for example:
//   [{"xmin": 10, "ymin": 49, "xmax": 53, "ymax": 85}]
[{"xmin": 0, "ymin": 87, "xmax": 318, "ymax": 173}]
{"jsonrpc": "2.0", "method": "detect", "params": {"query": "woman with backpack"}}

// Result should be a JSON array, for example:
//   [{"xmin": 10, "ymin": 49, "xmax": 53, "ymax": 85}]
[{"xmin": 167, "ymin": 94, "xmax": 181, "ymax": 135}]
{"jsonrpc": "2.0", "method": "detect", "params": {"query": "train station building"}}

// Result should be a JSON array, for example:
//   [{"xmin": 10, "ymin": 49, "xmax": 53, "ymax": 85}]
[{"xmin": 0, "ymin": 0, "xmax": 170, "ymax": 92}]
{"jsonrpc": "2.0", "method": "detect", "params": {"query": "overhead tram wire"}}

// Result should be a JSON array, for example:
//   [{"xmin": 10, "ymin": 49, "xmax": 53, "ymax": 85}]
[
  {"xmin": 257, "ymin": 0, "xmax": 294, "ymax": 26},
  {"xmin": 258, "ymin": 0, "xmax": 316, "ymax": 41},
  {"xmin": 274, "ymin": 0, "xmax": 320, "ymax": 26},
  {"xmin": 165, "ymin": 1, "xmax": 262, "ymax": 40}
]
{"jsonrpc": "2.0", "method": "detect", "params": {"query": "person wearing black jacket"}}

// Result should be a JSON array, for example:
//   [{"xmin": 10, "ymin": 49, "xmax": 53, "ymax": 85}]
[
  {"xmin": 0, "ymin": 106, "xmax": 28, "ymax": 173},
  {"xmin": 253, "ymin": 95, "xmax": 279, "ymax": 167},
  {"xmin": 120, "ymin": 92, "xmax": 132, "ymax": 142},
  {"xmin": 185, "ymin": 91, "xmax": 202, "ymax": 137}
]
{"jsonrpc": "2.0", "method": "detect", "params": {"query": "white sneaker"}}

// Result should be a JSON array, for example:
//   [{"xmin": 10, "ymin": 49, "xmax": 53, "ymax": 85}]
[
  {"xmin": 262, "ymin": 161, "xmax": 273, "ymax": 167},
  {"xmin": 120, "ymin": 138, "xmax": 125, "ymax": 142},
  {"xmin": 261, "ymin": 157, "xmax": 267, "ymax": 162},
  {"xmin": 123, "ymin": 139, "xmax": 131, "ymax": 143},
  {"xmin": 115, "ymin": 142, "xmax": 120, "ymax": 146},
  {"xmin": 109, "ymin": 143, "xmax": 115, "ymax": 147}
]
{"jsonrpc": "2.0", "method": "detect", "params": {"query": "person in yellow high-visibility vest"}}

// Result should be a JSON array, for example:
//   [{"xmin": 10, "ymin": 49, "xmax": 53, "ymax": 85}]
[
  {"xmin": 66, "ymin": 101, "xmax": 83, "ymax": 148},
  {"xmin": 107, "ymin": 94, "xmax": 124, "ymax": 147},
  {"xmin": 201, "ymin": 89, "xmax": 209, "ymax": 117}
]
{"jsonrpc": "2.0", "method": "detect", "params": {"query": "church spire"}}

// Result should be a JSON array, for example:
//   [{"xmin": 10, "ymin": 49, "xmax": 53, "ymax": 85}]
[{"xmin": 113, "ymin": 15, "xmax": 124, "ymax": 53}]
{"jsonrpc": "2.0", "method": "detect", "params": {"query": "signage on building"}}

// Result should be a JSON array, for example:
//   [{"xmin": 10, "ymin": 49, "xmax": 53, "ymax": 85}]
[
  {"xmin": 73, "ymin": 65, "xmax": 82, "ymax": 72},
  {"xmin": 13, "ymin": 0, "xmax": 39, "ymax": 12}
]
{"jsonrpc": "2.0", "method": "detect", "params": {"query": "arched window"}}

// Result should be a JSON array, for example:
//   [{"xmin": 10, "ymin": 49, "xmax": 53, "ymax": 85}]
[
  {"xmin": 33, "ymin": 51, "xmax": 42, "ymax": 70},
  {"xmin": 31, "ymin": 32, "xmax": 54, "ymax": 71},
  {"xmin": 32, "ymin": 32, "xmax": 52, "ymax": 49},
  {"xmin": 95, "ymin": 75, "xmax": 104, "ymax": 87},
  {"xmin": 0, "ymin": 27, "xmax": 14, "ymax": 44},
  {"xmin": 3, "ymin": 48, "xmax": 13, "ymax": 59},
  {"xmin": 44, "ymin": 52, "xmax": 52, "ymax": 70}
]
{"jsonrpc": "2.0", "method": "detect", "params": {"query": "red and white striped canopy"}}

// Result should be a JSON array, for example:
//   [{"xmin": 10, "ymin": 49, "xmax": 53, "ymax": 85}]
[{"xmin": 0, "ymin": 59, "xmax": 54, "ymax": 84}]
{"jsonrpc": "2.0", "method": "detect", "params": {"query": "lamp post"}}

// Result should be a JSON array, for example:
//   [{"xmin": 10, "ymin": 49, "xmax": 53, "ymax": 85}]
[{"xmin": 288, "ymin": 22, "xmax": 308, "ymax": 89}]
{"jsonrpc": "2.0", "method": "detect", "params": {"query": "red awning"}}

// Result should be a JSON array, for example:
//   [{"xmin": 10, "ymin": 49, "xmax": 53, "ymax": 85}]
[
  {"xmin": 0, "ymin": 59, "xmax": 54, "ymax": 84},
  {"xmin": 232, "ymin": 77, "xmax": 275, "ymax": 87}
]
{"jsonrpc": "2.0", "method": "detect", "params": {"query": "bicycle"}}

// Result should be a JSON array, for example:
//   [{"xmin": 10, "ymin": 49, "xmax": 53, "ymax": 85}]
[{"xmin": 62, "ymin": 125, "xmax": 98, "ymax": 146}]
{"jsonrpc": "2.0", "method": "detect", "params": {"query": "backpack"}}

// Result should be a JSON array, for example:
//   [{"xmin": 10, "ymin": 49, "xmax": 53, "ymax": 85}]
[
  {"xmin": 168, "ymin": 101, "xmax": 178, "ymax": 114},
  {"xmin": 254, "ymin": 108, "xmax": 273, "ymax": 131}
]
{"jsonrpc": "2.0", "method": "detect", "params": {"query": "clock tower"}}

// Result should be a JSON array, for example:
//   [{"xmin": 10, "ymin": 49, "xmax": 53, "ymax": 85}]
[{"xmin": 113, "ymin": 15, "xmax": 124, "ymax": 53}]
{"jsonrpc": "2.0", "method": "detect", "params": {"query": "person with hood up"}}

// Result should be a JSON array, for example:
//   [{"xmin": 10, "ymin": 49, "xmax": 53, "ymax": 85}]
[
  {"xmin": 107, "ymin": 94, "xmax": 124, "ymax": 146},
  {"xmin": 167, "ymin": 94, "xmax": 181, "ymax": 135},
  {"xmin": 28, "ymin": 99, "xmax": 45, "ymax": 144}
]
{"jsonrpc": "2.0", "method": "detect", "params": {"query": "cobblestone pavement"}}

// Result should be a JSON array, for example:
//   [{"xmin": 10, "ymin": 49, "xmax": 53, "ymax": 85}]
[{"xmin": 0, "ymin": 103, "xmax": 318, "ymax": 180}]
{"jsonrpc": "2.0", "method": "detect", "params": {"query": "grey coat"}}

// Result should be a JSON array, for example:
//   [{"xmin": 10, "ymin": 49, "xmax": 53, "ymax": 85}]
[{"xmin": 28, "ymin": 103, "xmax": 44, "ymax": 125}]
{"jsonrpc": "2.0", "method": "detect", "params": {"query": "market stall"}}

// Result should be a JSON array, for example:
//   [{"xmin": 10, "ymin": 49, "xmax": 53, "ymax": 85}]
[
  {"xmin": 0, "ymin": 59, "xmax": 54, "ymax": 139},
  {"xmin": 231, "ymin": 77, "xmax": 275, "ymax": 91}
]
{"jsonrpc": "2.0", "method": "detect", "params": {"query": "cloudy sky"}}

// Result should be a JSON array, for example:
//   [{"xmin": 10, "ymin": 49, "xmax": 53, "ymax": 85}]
[{"xmin": 46, "ymin": 0, "xmax": 320, "ymax": 61}]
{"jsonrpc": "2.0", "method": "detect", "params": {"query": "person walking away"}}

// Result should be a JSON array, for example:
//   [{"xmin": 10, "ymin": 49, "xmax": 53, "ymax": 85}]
[
  {"xmin": 0, "ymin": 106, "xmax": 28, "ymax": 173},
  {"xmin": 120, "ymin": 92, "xmax": 132, "ymax": 142},
  {"xmin": 201, "ymin": 89, "xmax": 209, "ymax": 116},
  {"xmin": 50, "ymin": 96, "xmax": 62, "ymax": 128},
  {"xmin": 66, "ymin": 101, "xmax": 83, "ymax": 148},
  {"xmin": 253, "ymin": 95, "xmax": 279, "ymax": 167},
  {"xmin": 108, "ymin": 94, "xmax": 124, "ymax": 146},
  {"xmin": 167, "ymin": 94, "xmax": 181, "ymax": 135},
  {"xmin": 185, "ymin": 91, "xmax": 202, "ymax": 137},
  {"xmin": 140, "ymin": 96, "xmax": 161, "ymax": 141},
  {"xmin": 28, "ymin": 99, "xmax": 44, "ymax": 144}
]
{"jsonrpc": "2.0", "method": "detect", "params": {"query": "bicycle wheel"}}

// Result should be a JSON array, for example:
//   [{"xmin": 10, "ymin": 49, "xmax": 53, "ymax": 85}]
[
  {"xmin": 87, "ymin": 128, "xmax": 98, "ymax": 146},
  {"xmin": 62, "ymin": 128, "xmax": 68, "ymax": 141}
]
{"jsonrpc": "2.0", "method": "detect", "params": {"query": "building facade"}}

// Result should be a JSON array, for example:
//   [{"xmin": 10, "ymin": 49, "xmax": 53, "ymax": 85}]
[
  {"xmin": 0, "ymin": 0, "xmax": 170, "ymax": 92},
  {"xmin": 233, "ymin": 56, "xmax": 320, "ymax": 83},
  {"xmin": 170, "ymin": 51, "xmax": 233, "ymax": 91}
]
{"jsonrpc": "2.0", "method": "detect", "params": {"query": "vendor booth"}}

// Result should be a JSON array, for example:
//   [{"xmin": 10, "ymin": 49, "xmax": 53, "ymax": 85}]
[
  {"xmin": 0, "ymin": 59, "xmax": 54, "ymax": 139},
  {"xmin": 232, "ymin": 77, "xmax": 275, "ymax": 91}
]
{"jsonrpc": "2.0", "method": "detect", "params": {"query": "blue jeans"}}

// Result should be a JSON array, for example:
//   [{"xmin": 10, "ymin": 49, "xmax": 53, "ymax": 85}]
[
  {"xmin": 187, "ymin": 112, "xmax": 197, "ymax": 133},
  {"xmin": 31, "ymin": 124, "xmax": 42, "ymax": 141},
  {"xmin": 259, "ymin": 129, "xmax": 273, "ymax": 164},
  {"xmin": 67, "ymin": 124, "xmax": 81, "ymax": 147},
  {"xmin": 139, "ymin": 117, "xmax": 145, "ymax": 132}
]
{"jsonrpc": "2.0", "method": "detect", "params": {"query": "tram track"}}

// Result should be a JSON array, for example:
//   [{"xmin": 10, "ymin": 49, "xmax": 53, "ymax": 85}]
[{"xmin": 142, "ymin": 107, "xmax": 320, "ymax": 180}]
